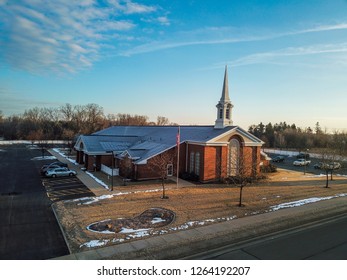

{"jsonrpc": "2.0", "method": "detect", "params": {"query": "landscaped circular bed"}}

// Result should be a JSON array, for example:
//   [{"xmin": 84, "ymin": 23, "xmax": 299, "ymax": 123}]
[{"xmin": 87, "ymin": 207, "xmax": 175, "ymax": 234}]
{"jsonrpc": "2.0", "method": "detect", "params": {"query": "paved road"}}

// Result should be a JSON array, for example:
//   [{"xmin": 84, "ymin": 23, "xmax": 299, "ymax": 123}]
[
  {"xmin": 0, "ymin": 144, "xmax": 69, "ymax": 259},
  {"xmin": 195, "ymin": 215, "xmax": 347, "ymax": 260}
]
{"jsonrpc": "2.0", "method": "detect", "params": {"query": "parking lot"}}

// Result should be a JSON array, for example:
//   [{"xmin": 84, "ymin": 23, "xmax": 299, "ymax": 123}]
[
  {"xmin": 268, "ymin": 153, "xmax": 347, "ymax": 176},
  {"xmin": 0, "ymin": 144, "xmax": 69, "ymax": 259},
  {"xmin": 42, "ymin": 176, "xmax": 94, "ymax": 202}
]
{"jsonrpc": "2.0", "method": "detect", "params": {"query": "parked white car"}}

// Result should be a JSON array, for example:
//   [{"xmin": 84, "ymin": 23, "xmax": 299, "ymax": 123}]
[
  {"xmin": 293, "ymin": 159, "xmax": 311, "ymax": 166},
  {"xmin": 45, "ymin": 167, "xmax": 76, "ymax": 178}
]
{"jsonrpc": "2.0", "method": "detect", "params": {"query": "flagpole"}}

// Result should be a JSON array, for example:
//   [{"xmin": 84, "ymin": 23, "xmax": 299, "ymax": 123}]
[{"xmin": 176, "ymin": 125, "xmax": 180, "ymax": 188}]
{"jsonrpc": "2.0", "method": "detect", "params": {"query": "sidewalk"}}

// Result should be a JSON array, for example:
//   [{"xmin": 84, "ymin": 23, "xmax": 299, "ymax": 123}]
[
  {"xmin": 52, "ymin": 195, "xmax": 347, "ymax": 260},
  {"xmin": 48, "ymin": 148, "xmax": 196, "ymax": 193},
  {"xmin": 48, "ymin": 149, "xmax": 110, "ymax": 197}
]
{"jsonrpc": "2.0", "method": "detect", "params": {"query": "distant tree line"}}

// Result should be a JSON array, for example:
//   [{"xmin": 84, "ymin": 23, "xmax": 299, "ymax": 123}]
[
  {"xmin": 248, "ymin": 121, "xmax": 347, "ymax": 155},
  {"xmin": 0, "ymin": 104, "xmax": 175, "ymax": 141}
]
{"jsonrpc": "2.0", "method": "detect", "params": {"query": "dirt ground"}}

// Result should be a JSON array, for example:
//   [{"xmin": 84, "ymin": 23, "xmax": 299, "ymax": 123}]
[{"xmin": 53, "ymin": 169, "xmax": 347, "ymax": 253}]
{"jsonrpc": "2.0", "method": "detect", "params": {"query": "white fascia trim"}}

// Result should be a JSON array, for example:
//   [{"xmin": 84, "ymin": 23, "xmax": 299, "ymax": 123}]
[
  {"xmin": 74, "ymin": 137, "xmax": 83, "ymax": 151},
  {"xmin": 186, "ymin": 141, "xmax": 228, "ymax": 147},
  {"xmin": 207, "ymin": 126, "xmax": 264, "ymax": 145},
  {"xmin": 236, "ymin": 126, "xmax": 264, "ymax": 144},
  {"xmin": 243, "ymin": 142, "xmax": 263, "ymax": 147},
  {"xmin": 135, "ymin": 144, "xmax": 176, "ymax": 165},
  {"xmin": 206, "ymin": 126, "xmax": 238, "ymax": 143}
]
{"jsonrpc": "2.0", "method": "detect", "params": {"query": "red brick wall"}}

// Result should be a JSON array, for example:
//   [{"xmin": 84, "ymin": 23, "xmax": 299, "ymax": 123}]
[
  {"xmin": 100, "ymin": 155, "xmax": 113, "ymax": 167},
  {"xmin": 220, "ymin": 146, "xmax": 229, "ymax": 178},
  {"xmin": 119, "ymin": 156, "xmax": 134, "ymax": 179},
  {"xmin": 136, "ymin": 148, "xmax": 177, "ymax": 180},
  {"xmin": 202, "ymin": 146, "xmax": 217, "ymax": 181}
]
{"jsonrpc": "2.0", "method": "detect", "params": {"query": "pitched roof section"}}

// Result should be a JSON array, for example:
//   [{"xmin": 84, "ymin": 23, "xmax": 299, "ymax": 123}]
[{"xmin": 75, "ymin": 125, "xmax": 262, "ymax": 164}]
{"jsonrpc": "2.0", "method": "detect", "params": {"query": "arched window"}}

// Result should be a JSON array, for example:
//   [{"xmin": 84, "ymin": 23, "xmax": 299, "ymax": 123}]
[{"xmin": 228, "ymin": 138, "xmax": 240, "ymax": 176}]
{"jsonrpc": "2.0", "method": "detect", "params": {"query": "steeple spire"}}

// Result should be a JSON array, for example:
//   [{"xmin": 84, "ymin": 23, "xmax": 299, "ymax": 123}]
[
  {"xmin": 214, "ymin": 65, "xmax": 234, "ymax": 129},
  {"xmin": 221, "ymin": 65, "xmax": 230, "ymax": 102}
]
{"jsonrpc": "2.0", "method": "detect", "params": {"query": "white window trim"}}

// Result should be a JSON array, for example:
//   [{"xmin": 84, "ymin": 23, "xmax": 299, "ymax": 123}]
[{"xmin": 167, "ymin": 163, "xmax": 173, "ymax": 177}]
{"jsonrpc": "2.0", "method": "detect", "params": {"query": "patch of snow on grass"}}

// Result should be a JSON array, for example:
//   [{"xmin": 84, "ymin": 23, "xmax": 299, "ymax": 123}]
[
  {"xmin": 120, "ymin": 228, "xmax": 150, "ymax": 234},
  {"xmin": 304, "ymin": 174, "xmax": 326, "ymax": 178},
  {"xmin": 80, "ymin": 239, "xmax": 109, "ymax": 248},
  {"xmin": 151, "ymin": 217, "xmax": 166, "ymax": 224},
  {"xmin": 75, "ymin": 194, "xmax": 114, "ymax": 205},
  {"xmin": 271, "ymin": 193, "xmax": 347, "ymax": 211},
  {"xmin": 70, "ymin": 189, "xmax": 162, "ymax": 205}
]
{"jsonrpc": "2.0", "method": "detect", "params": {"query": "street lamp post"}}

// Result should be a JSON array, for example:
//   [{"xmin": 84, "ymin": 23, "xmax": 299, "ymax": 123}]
[
  {"xmin": 106, "ymin": 150, "xmax": 114, "ymax": 191},
  {"xmin": 304, "ymin": 149, "xmax": 309, "ymax": 175}
]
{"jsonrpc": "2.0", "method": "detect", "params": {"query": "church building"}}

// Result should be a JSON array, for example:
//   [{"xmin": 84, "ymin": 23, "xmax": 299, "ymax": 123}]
[{"xmin": 74, "ymin": 67, "xmax": 264, "ymax": 183}]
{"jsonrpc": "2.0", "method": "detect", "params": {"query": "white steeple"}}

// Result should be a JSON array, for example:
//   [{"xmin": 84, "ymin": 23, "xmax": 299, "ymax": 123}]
[{"xmin": 214, "ymin": 65, "xmax": 234, "ymax": 129}]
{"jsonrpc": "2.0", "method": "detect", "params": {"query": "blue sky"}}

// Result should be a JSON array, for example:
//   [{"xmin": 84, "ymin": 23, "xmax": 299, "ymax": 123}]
[{"xmin": 1, "ymin": 0, "xmax": 347, "ymax": 131}]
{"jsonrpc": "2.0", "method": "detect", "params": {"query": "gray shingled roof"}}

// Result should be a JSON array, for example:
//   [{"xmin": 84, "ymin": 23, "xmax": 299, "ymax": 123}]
[{"xmin": 75, "ymin": 125, "xmax": 261, "ymax": 164}]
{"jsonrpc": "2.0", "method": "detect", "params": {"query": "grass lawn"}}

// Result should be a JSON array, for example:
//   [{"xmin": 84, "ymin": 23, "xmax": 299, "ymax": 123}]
[{"xmin": 53, "ymin": 168, "xmax": 347, "ymax": 253}]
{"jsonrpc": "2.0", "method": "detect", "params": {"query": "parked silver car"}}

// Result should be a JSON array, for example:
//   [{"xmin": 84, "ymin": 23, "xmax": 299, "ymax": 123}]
[
  {"xmin": 41, "ymin": 161, "xmax": 68, "ymax": 175},
  {"xmin": 45, "ymin": 167, "xmax": 76, "ymax": 178}
]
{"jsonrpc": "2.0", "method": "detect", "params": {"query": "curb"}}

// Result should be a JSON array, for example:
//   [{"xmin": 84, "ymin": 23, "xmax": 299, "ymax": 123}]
[{"xmin": 51, "ymin": 202, "xmax": 73, "ymax": 255}]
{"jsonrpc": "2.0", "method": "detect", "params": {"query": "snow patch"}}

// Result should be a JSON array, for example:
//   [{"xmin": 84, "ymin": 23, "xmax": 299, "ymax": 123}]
[
  {"xmin": 80, "ymin": 239, "xmax": 109, "ymax": 248},
  {"xmin": 31, "ymin": 156, "xmax": 56, "ymax": 161},
  {"xmin": 85, "ymin": 171, "xmax": 109, "ymax": 190},
  {"xmin": 271, "ymin": 193, "xmax": 347, "ymax": 211},
  {"xmin": 151, "ymin": 217, "xmax": 166, "ymax": 224},
  {"xmin": 69, "ymin": 189, "xmax": 162, "ymax": 205},
  {"xmin": 52, "ymin": 148, "xmax": 78, "ymax": 165}
]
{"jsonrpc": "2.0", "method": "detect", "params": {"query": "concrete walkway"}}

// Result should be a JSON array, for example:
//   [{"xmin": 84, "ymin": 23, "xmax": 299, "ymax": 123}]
[{"xmin": 48, "ymin": 149, "xmax": 110, "ymax": 197}]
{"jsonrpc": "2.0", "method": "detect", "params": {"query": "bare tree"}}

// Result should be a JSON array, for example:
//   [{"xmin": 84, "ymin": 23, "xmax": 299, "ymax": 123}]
[
  {"xmin": 157, "ymin": 116, "xmax": 169, "ymax": 126},
  {"xmin": 148, "ymin": 149, "xmax": 175, "ymax": 199},
  {"xmin": 319, "ymin": 148, "xmax": 341, "ymax": 188},
  {"xmin": 228, "ymin": 147, "xmax": 259, "ymax": 207}
]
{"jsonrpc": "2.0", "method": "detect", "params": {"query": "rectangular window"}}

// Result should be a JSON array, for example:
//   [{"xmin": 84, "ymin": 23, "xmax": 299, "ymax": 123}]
[
  {"xmin": 219, "ymin": 109, "xmax": 223, "ymax": 119},
  {"xmin": 195, "ymin": 152, "xmax": 200, "ymax": 176},
  {"xmin": 226, "ymin": 108, "xmax": 230, "ymax": 119},
  {"xmin": 190, "ymin": 152, "xmax": 195, "ymax": 173},
  {"xmin": 167, "ymin": 164, "xmax": 173, "ymax": 176}
]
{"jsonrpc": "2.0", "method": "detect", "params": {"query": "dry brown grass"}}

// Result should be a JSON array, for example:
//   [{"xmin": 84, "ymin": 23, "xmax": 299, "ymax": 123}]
[{"xmin": 54, "ymin": 169, "xmax": 347, "ymax": 253}]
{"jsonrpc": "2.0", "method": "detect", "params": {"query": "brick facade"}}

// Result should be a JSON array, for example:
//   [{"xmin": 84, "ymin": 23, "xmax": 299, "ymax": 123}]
[{"xmin": 77, "ymin": 142, "xmax": 262, "ymax": 182}]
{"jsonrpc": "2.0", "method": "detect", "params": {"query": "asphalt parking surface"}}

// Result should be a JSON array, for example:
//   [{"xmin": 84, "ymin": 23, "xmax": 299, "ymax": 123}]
[
  {"xmin": 42, "ymin": 176, "xmax": 94, "ymax": 202},
  {"xmin": 0, "ymin": 144, "xmax": 71, "ymax": 259}
]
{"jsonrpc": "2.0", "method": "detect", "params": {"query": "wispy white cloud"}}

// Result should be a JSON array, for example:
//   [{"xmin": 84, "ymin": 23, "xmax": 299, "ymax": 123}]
[
  {"xmin": 122, "ymin": 22, "xmax": 347, "ymax": 56},
  {"xmin": 227, "ymin": 43, "xmax": 347, "ymax": 67},
  {"xmin": 0, "ymin": 0, "xmax": 161, "ymax": 74}
]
